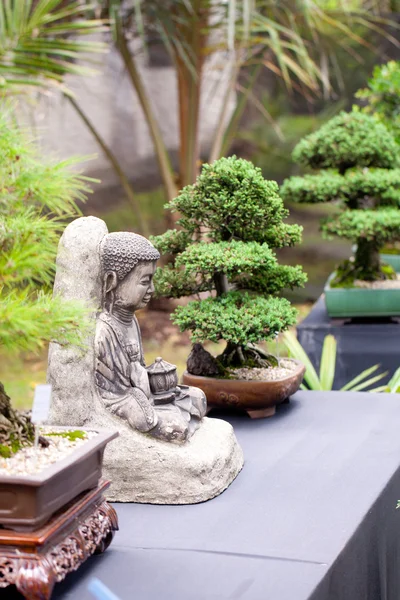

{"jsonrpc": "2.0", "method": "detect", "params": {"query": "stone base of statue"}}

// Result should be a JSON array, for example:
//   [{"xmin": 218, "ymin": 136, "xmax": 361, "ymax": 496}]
[{"xmin": 86, "ymin": 405, "xmax": 243, "ymax": 503}]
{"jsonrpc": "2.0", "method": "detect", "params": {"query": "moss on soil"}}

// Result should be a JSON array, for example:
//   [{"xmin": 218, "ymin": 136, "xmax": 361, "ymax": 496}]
[
  {"xmin": 46, "ymin": 430, "xmax": 87, "ymax": 442},
  {"xmin": 0, "ymin": 444, "xmax": 11, "ymax": 458},
  {"xmin": 0, "ymin": 435, "xmax": 25, "ymax": 458},
  {"xmin": 330, "ymin": 260, "xmax": 396, "ymax": 288},
  {"xmin": 381, "ymin": 245, "xmax": 400, "ymax": 255}
]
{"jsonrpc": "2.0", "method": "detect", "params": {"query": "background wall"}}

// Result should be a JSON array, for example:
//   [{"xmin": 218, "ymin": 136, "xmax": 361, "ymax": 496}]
[{"xmin": 19, "ymin": 40, "xmax": 236, "ymax": 196}]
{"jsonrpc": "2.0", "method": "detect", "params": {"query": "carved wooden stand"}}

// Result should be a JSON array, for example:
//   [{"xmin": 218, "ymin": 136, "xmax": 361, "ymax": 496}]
[{"xmin": 0, "ymin": 481, "xmax": 118, "ymax": 600}]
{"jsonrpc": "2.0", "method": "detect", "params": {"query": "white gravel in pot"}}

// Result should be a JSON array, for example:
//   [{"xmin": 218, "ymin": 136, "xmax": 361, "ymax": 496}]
[
  {"xmin": 231, "ymin": 358, "xmax": 297, "ymax": 381},
  {"xmin": 0, "ymin": 429, "xmax": 97, "ymax": 476},
  {"xmin": 353, "ymin": 274, "xmax": 400, "ymax": 289}
]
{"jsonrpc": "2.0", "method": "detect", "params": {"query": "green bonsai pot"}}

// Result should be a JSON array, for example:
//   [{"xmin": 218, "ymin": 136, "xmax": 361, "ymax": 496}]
[
  {"xmin": 381, "ymin": 253, "xmax": 400, "ymax": 272},
  {"xmin": 324, "ymin": 272, "xmax": 400, "ymax": 318}
]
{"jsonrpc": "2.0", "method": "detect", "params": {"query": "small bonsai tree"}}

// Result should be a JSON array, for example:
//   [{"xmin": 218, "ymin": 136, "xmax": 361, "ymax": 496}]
[
  {"xmin": 0, "ymin": 107, "xmax": 91, "ymax": 456},
  {"xmin": 280, "ymin": 110, "xmax": 400, "ymax": 285},
  {"xmin": 151, "ymin": 156, "xmax": 307, "ymax": 376}
]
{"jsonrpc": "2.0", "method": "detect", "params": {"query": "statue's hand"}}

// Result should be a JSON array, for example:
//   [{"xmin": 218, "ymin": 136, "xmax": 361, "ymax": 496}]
[{"xmin": 130, "ymin": 361, "xmax": 151, "ymax": 397}]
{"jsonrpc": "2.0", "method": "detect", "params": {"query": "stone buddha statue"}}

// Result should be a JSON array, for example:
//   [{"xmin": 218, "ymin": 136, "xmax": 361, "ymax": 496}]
[
  {"xmin": 47, "ymin": 217, "xmax": 243, "ymax": 504},
  {"xmin": 95, "ymin": 232, "xmax": 206, "ymax": 443}
]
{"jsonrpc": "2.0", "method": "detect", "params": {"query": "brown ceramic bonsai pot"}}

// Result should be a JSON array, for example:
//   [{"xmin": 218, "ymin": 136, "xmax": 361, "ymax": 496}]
[
  {"xmin": 0, "ymin": 427, "xmax": 118, "ymax": 532},
  {"xmin": 182, "ymin": 358, "xmax": 305, "ymax": 419}
]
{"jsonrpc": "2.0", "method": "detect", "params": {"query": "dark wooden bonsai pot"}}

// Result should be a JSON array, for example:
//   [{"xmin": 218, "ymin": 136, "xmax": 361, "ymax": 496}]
[
  {"xmin": 0, "ymin": 428, "xmax": 118, "ymax": 532},
  {"xmin": 182, "ymin": 358, "xmax": 305, "ymax": 419}
]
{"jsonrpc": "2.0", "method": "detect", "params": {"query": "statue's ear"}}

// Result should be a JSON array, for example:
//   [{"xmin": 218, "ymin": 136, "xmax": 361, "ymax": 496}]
[{"xmin": 104, "ymin": 271, "xmax": 118, "ymax": 294}]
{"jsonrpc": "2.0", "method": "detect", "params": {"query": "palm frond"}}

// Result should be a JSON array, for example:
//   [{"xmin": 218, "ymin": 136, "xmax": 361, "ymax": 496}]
[
  {"xmin": 283, "ymin": 330, "xmax": 388, "ymax": 392},
  {"xmin": 385, "ymin": 367, "xmax": 400, "ymax": 393},
  {"xmin": 282, "ymin": 331, "xmax": 322, "ymax": 390},
  {"xmin": 0, "ymin": 0, "xmax": 106, "ymax": 93},
  {"xmin": 340, "ymin": 364, "xmax": 382, "ymax": 391},
  {"xmin": 347, "ymin": 370, "xmax": 388, "ymax": 392}
]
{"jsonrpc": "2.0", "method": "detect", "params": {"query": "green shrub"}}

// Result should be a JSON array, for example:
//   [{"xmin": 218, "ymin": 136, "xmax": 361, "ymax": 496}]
[
  {"xmin": 152, "ymin": 156, "xmax": 307, "ymax": 375},
  {"xmin": 281, "ymin": 110, "xmax": 400, "ymax": 284},
  {"xmin": 0, "ymin": 106, "xmax": 91, "ymax": 454}
]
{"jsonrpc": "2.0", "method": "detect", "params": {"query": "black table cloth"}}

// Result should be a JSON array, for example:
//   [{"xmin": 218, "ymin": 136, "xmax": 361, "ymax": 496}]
[
  {"xmin": 297, "ymin": 295, "xmax": 400, "ymax": 389},
  {"xmin": 43, "ymin": 391, "xmax": 400, "ymax": 599}
]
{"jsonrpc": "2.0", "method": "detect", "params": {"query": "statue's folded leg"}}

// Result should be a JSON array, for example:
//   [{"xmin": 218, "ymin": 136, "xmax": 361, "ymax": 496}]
[
  {"xmin": 106, "ymin": 391, "xmax": 158, "ymax": 433},
  {"xmin": 175, "ymin": 385, "xmax": 207, "ymax": 419},
  {"xmin": 151, "ymin": 404, "xmax": 190, "ymax": 443}
]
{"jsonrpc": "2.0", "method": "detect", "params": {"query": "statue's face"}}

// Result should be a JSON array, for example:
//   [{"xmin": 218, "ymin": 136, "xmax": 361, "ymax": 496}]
[{"xmin": 113, "ymin": 261, "xmax": 157, "ymax": 311}]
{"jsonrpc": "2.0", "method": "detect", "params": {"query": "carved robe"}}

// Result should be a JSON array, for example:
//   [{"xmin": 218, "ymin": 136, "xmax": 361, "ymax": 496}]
[{"xmin": 94, "ymin": 312, "xmax": 206, "ymax": 438}]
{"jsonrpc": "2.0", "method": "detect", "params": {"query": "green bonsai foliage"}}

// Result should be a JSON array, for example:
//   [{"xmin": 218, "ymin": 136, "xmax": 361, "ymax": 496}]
[
  {"xmin": 281, "ymin": 110, "xmax": 400, "ymax": 285},
  {"xmin": 356, "ymin": 61, "xmax": 400, "ymax": 145},
  {"xmin": 152, "ymin": 156, "xmax": 307, "ymax": 376},
  {"xmin": 0, "ymin": 106, "xmax": 92, "ymax": 454}
]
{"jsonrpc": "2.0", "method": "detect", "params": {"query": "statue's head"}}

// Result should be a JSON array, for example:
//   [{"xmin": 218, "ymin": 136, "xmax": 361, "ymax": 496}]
[{"xmin": 100, "ymin": 232, "xmax": 160, "ymax": 312}]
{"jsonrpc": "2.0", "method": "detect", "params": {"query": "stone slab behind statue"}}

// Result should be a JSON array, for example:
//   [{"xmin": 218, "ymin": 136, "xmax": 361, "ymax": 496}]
[
  {"xmin": 47, "ymin": 216, "xmax": 243, "ymax": 504},
  {"xmin": 48, "ymin": 216, "xmax": 107, "ymax": 426}
]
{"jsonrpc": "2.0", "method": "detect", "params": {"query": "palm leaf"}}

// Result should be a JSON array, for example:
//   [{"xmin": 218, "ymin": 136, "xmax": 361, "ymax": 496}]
[
  {"xmin": 319, "ymin": 334, "xmax": 336, "ymax": 391},
  {"xmin": 0, "ymin": 0, "xmax": 106, "ymax": 93},
  {"xmin": 283, "ymin": 331, "xmax": 388, "ymax": 394},
  {"xmin": 386, "ymin": 367, "xmax": 400, "ymax": 393},
  {"xmin": 368, "ymin": 385, "xmax": 389, "ymax": 393},
  {"xmin": 347, "ymin": 371, "xmax": 388, "ymax": 392},
  {"xmin": 340, "ymin": 364, "xmax": 382, "ymax": 391},
  {"xmin": 282, "ymin": 331, "xmax": 321, "ymax": 390}
]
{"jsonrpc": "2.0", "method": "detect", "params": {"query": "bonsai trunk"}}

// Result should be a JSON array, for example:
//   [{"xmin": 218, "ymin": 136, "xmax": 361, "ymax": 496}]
[
  {"xmin": 0, "ymin": 382, "xmax": 34, "ymax": 457},
  {"xmin": 217, "ymin": 342, "xmax": 278, "ymax": 371},
  {"xmin": 214, "ymin": 272, "xmax": 229, "ymax": 296},
  {"xmin": 354, "ymin": 239, "xmax": 384, "ymax": 281},
  {"xmin": 205, "ymin": 271, "xmax": 278, "ymax": 374},
  {"xmin": 0, "ymin": 382, "xmax": 20, "ymax": 427}
]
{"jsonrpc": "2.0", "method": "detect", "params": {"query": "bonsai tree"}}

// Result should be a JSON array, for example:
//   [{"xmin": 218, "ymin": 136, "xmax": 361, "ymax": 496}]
[
  {"xmin": 0, "ymin": 107, "xmax": 91, "ymax": 456},
  {"xmin": 151, "ymin": 156, "xmax": 307, "ymax": 376},
  {"xmin": 280, "ymin": 110, "xmax": 400, "ymax": 285}
]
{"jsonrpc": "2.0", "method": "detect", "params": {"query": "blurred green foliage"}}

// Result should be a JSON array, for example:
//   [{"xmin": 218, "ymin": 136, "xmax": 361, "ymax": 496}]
[
  {"xmin": 357, "ymin": 61, "xmax": 400, "ymax": 144},
  {"xmin": 0, "ymin": 106, "xmax": 91, "ymax": 355},
  {"xmin": 291, "ymin": 110, "xmax": 399, "ymax": 171},
  {"xmin": 237, "ymin": 99, "xmax": 344, "ymax": 182}
]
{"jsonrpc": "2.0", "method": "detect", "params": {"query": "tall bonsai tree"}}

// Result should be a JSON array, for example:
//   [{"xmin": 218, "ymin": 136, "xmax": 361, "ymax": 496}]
[
  {"xmin": 0, "ymin": 106, "xmax": 90, "ymax": 456},
  {"xmin": 151, "ymin": 156, "xmax": 307, "ymax": 376},
  {"xmin": 280, "ymin": 110, "xmax": 400, "ymax": 284}
]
